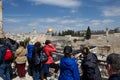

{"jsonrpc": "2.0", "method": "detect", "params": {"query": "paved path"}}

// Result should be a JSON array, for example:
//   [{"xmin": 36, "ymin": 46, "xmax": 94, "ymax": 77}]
[{"xmin": 12, "ymin": 73, "xmax": 33, "ymax": 80}]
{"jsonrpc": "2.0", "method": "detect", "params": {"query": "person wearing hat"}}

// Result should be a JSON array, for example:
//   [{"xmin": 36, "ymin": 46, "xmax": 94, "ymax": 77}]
[
  {"xmin": 58, "ymin": 46, "xmax": 80, "ymax": 80},
  {"xmin": 81, "ymin": 46, "xmax": 102, "ymax": 80}
]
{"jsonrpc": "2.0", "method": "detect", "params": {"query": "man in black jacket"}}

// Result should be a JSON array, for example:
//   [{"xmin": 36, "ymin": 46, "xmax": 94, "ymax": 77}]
[
  {"xmin": 81, "ymin": 46, "xmax": 102, "ymax": 80},
  {"xmin": 106, "ymin": 53, "xmax": 120, "ymax": 80}
]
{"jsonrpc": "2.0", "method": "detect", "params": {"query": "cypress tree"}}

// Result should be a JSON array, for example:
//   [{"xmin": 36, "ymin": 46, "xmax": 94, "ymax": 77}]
[{"xmin": 85, "ymin": 26, "xmax": 91, "ymax": 39}]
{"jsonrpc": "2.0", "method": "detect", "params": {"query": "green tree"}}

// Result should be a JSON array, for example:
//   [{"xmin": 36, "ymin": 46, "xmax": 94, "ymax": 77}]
[
  {"xmin": 85, "ymin": 26, "xmax": 91, "ymax": 39},
  {"xmin": 58, "ymin": 31, "xmax": 62, "ymax": 36},
  {"xmin": 24, "ymin": 37, "xmax": 30, "ymax": 47},
  {"xmin": 52, "ymin": 32, "xmax": 55, "ymax": 36}
]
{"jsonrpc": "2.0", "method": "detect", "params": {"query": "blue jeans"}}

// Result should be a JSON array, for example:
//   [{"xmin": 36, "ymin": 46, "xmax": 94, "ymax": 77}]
[
  {"xmin": 32, "ymin": 65, "xmax": 41, "ymax": 80},
  {"xmin": 42, "ymin": 64, "xmax": 50, "ymax": 79},
  {"xmin": 0, "ymin": 64, "xmax": 11, "ymax": 80}
]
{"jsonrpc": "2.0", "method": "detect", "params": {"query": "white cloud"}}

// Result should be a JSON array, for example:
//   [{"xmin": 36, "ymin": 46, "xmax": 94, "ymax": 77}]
[
  {"xmin": 4, "ymin": 18, "xmax": 21, "ymax": 23},
  {"xmin": 71, "ymin": 10, "xmax": 77, "ymax": 13},
  {"xmin": 4, "ymin": 26, "xmax": 26, "ymax": 33},
  {"xmin": 60, "ymin": 19, "xmax": 79, "ymax": 24},
  {"xmin": 3, "ymin": 0, "xmax": 19, "ymax": 7},
  {"xmin": 5, "ymin": 14, "xmax": 31, "ymax": 17},
  {"xmin": 38, "ymin": 18, "xmax": 57, "ymax": 23},
  {"xmin": 28, "ymin": 0, "xmax": 81, "ymax": 8},
  {"xmin": 36, "ymin": 18, "xmax": 82, "ymax": 24},
  {"xmin": 28, "ymin": 22, "xmax": 39, "ymax": 27},
  {"xmin": 90, "ymin": 19, "xmax": 114, "ymax": 26},
  {"xmin": 102, "ymin": 6, "xmax": 120, "ymax": 17},
  {"xmin": 10, "ymin": 2, "xmax": 19, "ymax": 7},
  {"xmin": 90, "ymin": 20, "xmax": 101, "ymax": 26},
  {"xmin": 5, "ymin": 17, "xmax": 115, "ymax": 33},
  {"xmin": 63, "ymin": 16, "xmax": 70, "ymax": 18},
  {"xmin": 26, "ymin": 18, "xmax": 84, "ymax": 32},
  {"xmin": 75, "ymin": 24, "xmax": 85, "ymax": 27},
  {"xmin": 102, "ymin": 19, "xmax": 114, "ymax": 24}
]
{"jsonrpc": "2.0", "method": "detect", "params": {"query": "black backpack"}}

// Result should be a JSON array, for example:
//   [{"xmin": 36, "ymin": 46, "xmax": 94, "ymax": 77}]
[{"xmin": 40, "ymin": 51, "xmax": 48, "ymax": 63}]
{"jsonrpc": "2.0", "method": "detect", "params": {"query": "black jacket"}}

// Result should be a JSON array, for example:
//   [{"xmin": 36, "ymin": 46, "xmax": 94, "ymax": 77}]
[
  {"xmin": 108, "ymin": 73, "xmax": 120, "ymax": 80},
  {"xmin": 81, "ymin": 52, "xmax": 102, "ymax": 80},
  {"xmin": 32, "ymin": 47, "xmax": 42, "ymax": 66}
]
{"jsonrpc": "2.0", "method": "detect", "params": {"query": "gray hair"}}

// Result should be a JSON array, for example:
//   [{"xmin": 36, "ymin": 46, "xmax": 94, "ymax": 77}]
[{"xmin": 106, "ymin": 53, "xmax": 120, "ymax": 72}]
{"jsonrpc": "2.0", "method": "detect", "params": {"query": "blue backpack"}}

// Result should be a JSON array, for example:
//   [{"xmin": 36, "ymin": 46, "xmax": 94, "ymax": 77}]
[
  {"xmin": 40, "ymin": 51, "xmax": 48, "ymax": 63},
  {"xmin": 35, "ymin": 53, "xmax": 41, "ymax": 65},
  {"xmin": 34, "ymin": 51, "xmax": 48, "ymax": 65}
]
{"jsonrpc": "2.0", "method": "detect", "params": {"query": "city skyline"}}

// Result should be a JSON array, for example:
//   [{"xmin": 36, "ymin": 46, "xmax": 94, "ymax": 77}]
[{"xmin": 2, "ymin": 0, "xmax": 120, "ymax": 33}]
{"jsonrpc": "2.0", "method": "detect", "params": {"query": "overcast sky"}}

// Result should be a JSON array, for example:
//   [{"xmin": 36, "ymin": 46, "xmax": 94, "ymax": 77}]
[{"xmin": 2, "ymin": 0, "xmax": 120, "ymax": 33}]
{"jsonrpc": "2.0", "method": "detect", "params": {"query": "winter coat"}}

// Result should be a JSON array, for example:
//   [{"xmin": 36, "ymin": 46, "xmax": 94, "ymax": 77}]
[
  {"xmin": 4, "ymin": 39, "xmax": 18, "ymax": 54},
  {"xmin": 14, "ymin": 46, "xmax": 27, "ymax": 64},
  {"xmin": 81, "ymin": 52, "xmax": 102, "ymax": 80},
  {"xmin": 108, "ymin": 73, "xmax": 120, "ymax": 80},
  {"xmin": 27, "ymin": 44, "xmax": 34, "ymax": 59},
  {"xmin": 31, "ymin": 47, "xmax": 42, "ymax": 66},
  {"xmin": 43, "ymin": 44, "xmax": 56, "ymax": 64},
  {"xmin": 59, "ymin": 57, "xmax": 80, "ymax": 80},
  {"xmin": 0, "ymin": 45, "xmax": 6, "ymax": 64}
]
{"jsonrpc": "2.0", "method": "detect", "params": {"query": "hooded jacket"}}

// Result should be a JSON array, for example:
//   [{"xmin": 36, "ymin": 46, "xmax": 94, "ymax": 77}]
[
  {"xmin": 81, "ymin": 52, "xmax": 102, "ymax": 80},
  {"xmin": 59, "ymin": 57, "xmax": 80, "ymax": 80},
  {"xmin": 43, "ymin": 44, "xmax": 56, "ymax": 64},
  {"xmin": 27, "ymin": 44, "xmax": 34, "ymax": 59},
  {"xmin": 15, "ymin": 46, "xmax": 27, "ymax": 64}
]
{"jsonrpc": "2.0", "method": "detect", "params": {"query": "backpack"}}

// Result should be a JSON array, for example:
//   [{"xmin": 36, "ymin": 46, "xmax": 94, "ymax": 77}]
[
  {"xmin": 34, "ymin": 51, "xmax": 48, "ymax": 65},
  {"xmin": 40, "ymin": 51, "xmax": 48, "ymax": 63},
  {"xmin": 34, "ymin": 53, "xmax": 41, "ymax": 65},
  {"xmin": 4, "ymin": 48, "xmax": 13, "ymax": 61}
]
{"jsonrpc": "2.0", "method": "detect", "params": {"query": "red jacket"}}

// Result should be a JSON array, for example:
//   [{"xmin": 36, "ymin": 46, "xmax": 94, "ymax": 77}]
[{"xmin": 43, "ymin": 44, "xmax": 56, "ymax": 64}]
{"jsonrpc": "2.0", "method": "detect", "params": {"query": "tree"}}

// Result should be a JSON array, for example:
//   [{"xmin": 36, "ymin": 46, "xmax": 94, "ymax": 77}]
[
  {"xmin": 58, "ymin": 31, "xmax": 62, "ymax": 36},
  {"xmin": 85, "ymin": 26, "xmax": 91, "ymax": 39},
  {"xmin": 24, "ymin": 37, "xmax": 30, "ymax": 47}
]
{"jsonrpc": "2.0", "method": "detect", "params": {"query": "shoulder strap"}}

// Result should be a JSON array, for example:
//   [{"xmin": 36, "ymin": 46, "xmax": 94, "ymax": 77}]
[{"xmin": 0, "ymin": 46, "xmax": 7, "ymax": 63}]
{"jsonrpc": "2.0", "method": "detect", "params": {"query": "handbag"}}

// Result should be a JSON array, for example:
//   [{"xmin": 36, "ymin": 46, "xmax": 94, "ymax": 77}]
[{"xmin": 40, "ymin": 51, "xmax": 48, "ymax": 63}]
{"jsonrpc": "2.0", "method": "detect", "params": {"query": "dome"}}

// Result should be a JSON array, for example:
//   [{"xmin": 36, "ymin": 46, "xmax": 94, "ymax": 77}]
[{"xmin": 47, "ymin": 28, "xmax": 53, "ymax": 32}]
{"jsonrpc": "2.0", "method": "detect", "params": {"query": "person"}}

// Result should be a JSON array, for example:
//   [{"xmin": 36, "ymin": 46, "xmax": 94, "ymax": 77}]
[
  {"xmin": 5, "ymin": 38, "xmax": 19, "ymax": 79},
  {"xmin": 0, "ymin": 38, "xmax": 11, "ymax": 80},
  {"xmin": 31, "ymin": 41, "xmax": 42, "ymax": 80},
  {"xmin": 81, "ymin": 46, "xmax": 102, "ymax": 80},
  {"xmin": 14, "ymin": 41, "xmax": 27, "ymax": 80},
  {"xmin": 27, "ymin": 41, "xmax": 34, "ymax": 76},
  {"xmin": 5, "ymin": 38, "xmax": 19, "ymax": 55},
  {"xmin": 42, "ymin": 40, "xmax": 59, "ymax": 79},
  {"xmin": 59, "ymin": 46, "xmax": 80, "ymax": 80},
  {"xmin": 106, "ymin": 53, "xmax": 120, "ymax": 80}
]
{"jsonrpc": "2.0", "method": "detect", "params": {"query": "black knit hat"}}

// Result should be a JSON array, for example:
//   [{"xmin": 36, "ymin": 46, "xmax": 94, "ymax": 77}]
[{"xmin": 64, "ymin": 46, "xmax": 72, "ymax": 54}]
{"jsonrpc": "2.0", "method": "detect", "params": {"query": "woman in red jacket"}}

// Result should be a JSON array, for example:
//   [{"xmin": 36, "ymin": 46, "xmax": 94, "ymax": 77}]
[{"xmin": 42, "ymin": 40, "xmax": 59, "ymax": 79}]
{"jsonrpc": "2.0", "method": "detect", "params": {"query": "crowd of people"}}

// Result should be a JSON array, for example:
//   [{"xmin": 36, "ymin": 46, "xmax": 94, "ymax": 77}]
[{"xmin": 0, "ymin": 37, "xmax": 120, "ymax": 80}]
